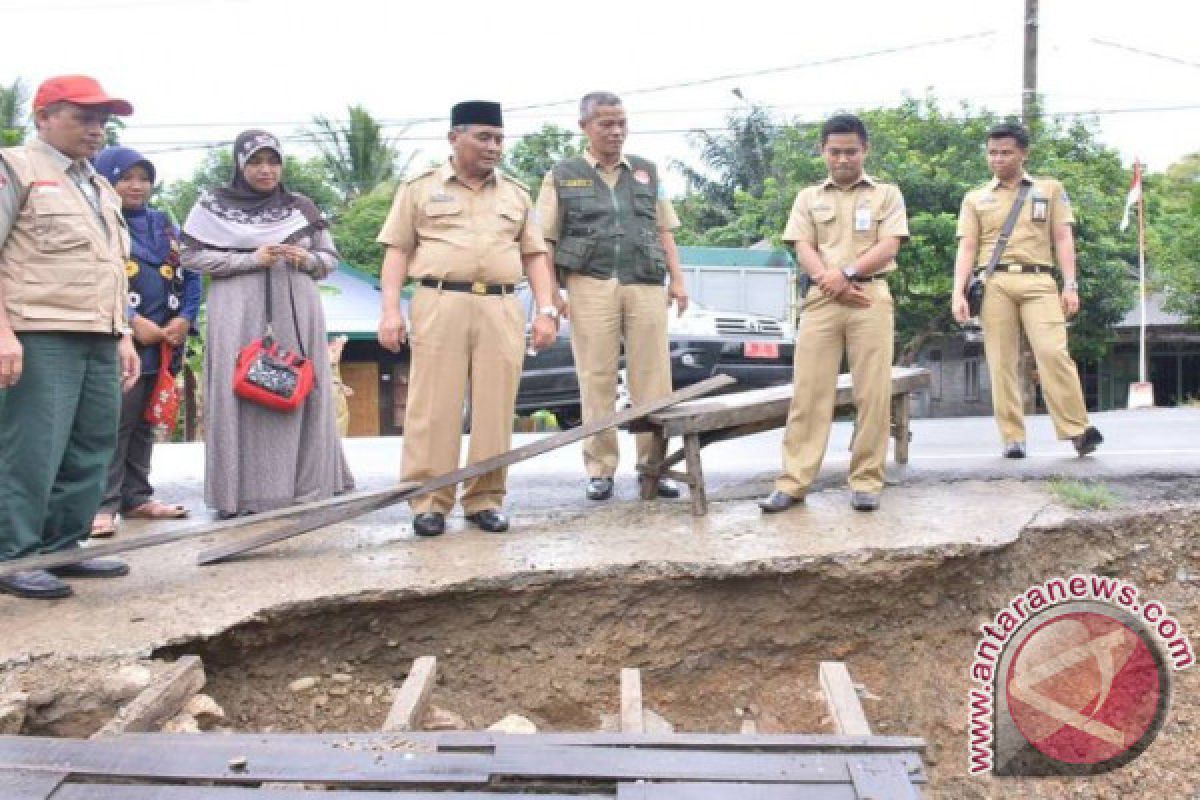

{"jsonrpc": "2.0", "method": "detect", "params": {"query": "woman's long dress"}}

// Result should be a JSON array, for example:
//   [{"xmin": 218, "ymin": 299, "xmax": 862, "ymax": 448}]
[{"xmin": 182, "ymin": 228, "xmax": 354, "ymax": 514}]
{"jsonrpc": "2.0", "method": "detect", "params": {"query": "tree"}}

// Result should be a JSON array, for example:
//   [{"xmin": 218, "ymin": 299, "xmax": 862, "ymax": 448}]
[
  {"xmin": 307, "ymin": 105, "xmax": 410, "ymax": 202},
  {"xmin": 502, "ymin": 124, "xmax": 582, "ymax": 198},
  {"xmin": 1149, "ymin": 153, "xmax": 1200, "ymax": 324},
  {"xmin": 675, "ymin": 96, "xmax": 1136, "ymax": 362},
  {"xmin": 674, "ymin": 104, "xmax": 788, "ymax": 243},
  {"xmin": 331, "ymin": 180, "xmax": 398, "ymax": 276},
  {"xmin": 158, "ymin": 147, "xmax": 341, "ymax": 226},
  {"xmin": 0, "ymin": 78, "xmax": 30, "ymax": 146}
]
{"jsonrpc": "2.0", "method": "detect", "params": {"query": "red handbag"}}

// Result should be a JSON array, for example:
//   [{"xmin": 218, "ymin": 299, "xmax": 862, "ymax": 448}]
[
  {"xmin": 144, "ymin": 341, "xmax": 181, "ymax": 434},
  {"xmin": 232, "ymin": 268, "xmax": 315, "ymax": 413}
]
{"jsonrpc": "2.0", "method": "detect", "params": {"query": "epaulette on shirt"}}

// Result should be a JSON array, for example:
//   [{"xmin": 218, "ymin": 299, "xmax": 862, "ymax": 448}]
[
  {"xmin": 498, "ymin": 170, "xmax": 530, "ymax": 193},
  {"xmin": 406, "ymin": 165, "xmax": 439, "ymax": 185}
]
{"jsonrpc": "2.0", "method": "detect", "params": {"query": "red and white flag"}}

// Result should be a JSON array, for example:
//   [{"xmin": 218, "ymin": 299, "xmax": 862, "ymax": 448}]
[{"xmin": 1120, "ymin": 160, "xmax": 1142, "ymax": 232}]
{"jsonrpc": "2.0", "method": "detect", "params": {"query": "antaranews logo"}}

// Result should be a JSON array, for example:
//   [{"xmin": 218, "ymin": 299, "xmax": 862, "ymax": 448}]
[{"xmin": 968, "ymin": 574, "xmax": 1194, "ymax": 777}]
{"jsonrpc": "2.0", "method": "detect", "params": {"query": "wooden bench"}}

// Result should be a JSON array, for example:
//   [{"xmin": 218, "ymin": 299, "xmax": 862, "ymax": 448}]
[{"xmin": 629, "ymin": 366, "xmax": 932, "ymax": 516}]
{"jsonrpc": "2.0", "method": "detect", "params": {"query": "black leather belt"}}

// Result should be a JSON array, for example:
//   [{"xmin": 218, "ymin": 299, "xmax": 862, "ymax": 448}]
[
  {"xmin": 419, "ymin": 278, "xmax": 515, "ymax": 295},
  {"xmin": 849, "ymin": 273, "xmax": 888, "ymax": 283},
  {"xmin": 995, "ymin": 263, "xmax": 1053, "ymax": 274}
]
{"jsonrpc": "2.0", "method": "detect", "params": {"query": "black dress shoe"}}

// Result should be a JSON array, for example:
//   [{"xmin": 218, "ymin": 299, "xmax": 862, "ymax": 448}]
[
  {"xmin": 656, "ymin": 479, "xmax": 681, "ymax": 499},
  {"xmin": 49, "ymin": 557, "xmax": 130, "ymax": 579},
  {"xmin": 1072, "ymin": 426, "xmax": 1103, "ymax": 457},
  {"xmin": 0, "ymin": 569, "xmax": 72, "ymax": 599},
  {"xmin": 758, "ymin": 490, "xmax": 803, "ymax": 513},
  {"xmin": 412, "ymin": 512, "xmax": 445, "ymax": 537},
  {"xmin": 465, "ymin": 509, "xmax": 510, "ymax": 533},
  {"xmin": 1003, "ymin": 441, "xmax": 1026, "ymax": 459},
  {"xmin": 851, "ymin": 491, "xmax": 881, "ymax": 512},
  {"xmin": 586, "ymin": 477, "xmax": 614, "ymax": 501}
]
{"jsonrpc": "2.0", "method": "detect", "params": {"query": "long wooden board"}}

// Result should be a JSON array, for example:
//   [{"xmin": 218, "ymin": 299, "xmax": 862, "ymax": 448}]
[
  {"xmin": 0, "ymin": 482, "xmax": 419, "ymax": 578},
  {"xmin": 196, "ymin": 374, "xmax": 736, "ymax": 565},
  {"xmin": 50, "ymin": 789, "xmax": 607, "ymax": 800}
]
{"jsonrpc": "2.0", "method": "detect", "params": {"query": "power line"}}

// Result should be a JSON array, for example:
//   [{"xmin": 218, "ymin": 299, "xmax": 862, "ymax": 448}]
[{"xmin": 1091, "ymin": 38, "xmax": 1200, "ymax": 71}]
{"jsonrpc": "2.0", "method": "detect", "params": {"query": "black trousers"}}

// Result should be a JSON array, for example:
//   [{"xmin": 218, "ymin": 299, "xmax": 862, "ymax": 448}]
[{"xmin": 99, "ymin": 374, "xmax": 157, "ymax": 514}]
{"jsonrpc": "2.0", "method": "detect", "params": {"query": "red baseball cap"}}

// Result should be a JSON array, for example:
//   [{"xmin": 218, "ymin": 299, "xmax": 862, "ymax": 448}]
[{"xmin": 33, "ymin": 75, "xmax": 133, "ymax": 116}]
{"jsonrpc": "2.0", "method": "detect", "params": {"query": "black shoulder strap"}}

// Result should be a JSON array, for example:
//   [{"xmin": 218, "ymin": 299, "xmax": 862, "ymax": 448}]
[{"xmin": 983, "ymin": 183, "xmax": 1032, "ymax": 278}]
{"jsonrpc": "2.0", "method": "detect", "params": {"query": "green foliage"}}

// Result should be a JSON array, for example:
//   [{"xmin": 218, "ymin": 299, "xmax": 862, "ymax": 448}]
[
  {"xmin": 104, "ymin": 117, "xmax": 124, "ymax": 146},
  {"xmin": 676, "ymin": 96, "xmax": 1136, "ymax": 361},
  {"xmin": 158, "ymin": 148, "xmax": 341, "ymax": 226},
  {"xmin": 1148, "ymin": 153, "xmax": 1200, "ymax": 324},
  {"xmin": 503, "ymin": 124, "xmax": 583, "ymax": 198},
  {"xmin": 0, "ymin": 78, "xmax": 30, "ymax": 146},
  {"xmin": 307, "ymin": 105, "xmax": 409, "ymax": 201},
  {"xmin": 1046, "ymin": 477, "xmax": 1119, "ymax": 510},
  {"xmin": 332, "ymin": 180, "xmax": 398, "ymax": 276}
]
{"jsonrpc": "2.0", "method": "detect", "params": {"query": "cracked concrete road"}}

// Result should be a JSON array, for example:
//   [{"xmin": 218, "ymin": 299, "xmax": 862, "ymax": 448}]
[{"xmin": 0, "ymin": 407, "xmax": 1196, "ymax": 664}]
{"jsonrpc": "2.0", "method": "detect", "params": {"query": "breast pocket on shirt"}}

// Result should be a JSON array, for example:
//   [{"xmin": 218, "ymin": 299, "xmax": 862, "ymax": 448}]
[
  {"xmin": 811, "ymin": 206, "xmax": 837, "ymax": 232},
  {"xmin": 422, "ymin": 200, "xmax": 465, "ymax": 229},
  {"xmin": 496, "ymin": 203, "xmax": 525, "ymax": 240}
]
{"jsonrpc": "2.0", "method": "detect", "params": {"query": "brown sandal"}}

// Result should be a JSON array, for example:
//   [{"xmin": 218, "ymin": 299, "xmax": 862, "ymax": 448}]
[
  {"xmin": 91, "ymin": 513, "xmax": 119, "ymax": 538},
  {"xmin": 123, "ymin": 501, "xmax": 190, "ymax": 520}
]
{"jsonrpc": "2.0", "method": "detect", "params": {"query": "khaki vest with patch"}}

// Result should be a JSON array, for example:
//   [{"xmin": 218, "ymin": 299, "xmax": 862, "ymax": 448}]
[{"xmin": 0, "ymin": 144, "xmax": 130, "ymax": 334}]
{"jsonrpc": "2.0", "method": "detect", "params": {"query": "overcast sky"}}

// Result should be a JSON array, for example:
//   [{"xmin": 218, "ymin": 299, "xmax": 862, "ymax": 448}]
[{"xmin": 2, "ymin": 0, "xmax": 1197, "ymax": 188}]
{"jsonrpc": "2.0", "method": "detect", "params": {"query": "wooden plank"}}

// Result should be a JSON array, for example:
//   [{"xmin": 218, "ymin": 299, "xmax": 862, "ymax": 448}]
[
  {"xmin": 197, "ymin": 374, "xmax": 736, "ymax": 565},
  {"xmin": 618, "ymin": 783, "xmax": 860, "ymax": 800},
  {"xmin": 683, "ymin": 434, "xmax": 707, "ymax": 516},
  {"xmin": 52, "ymin": 788, "xmax": 606, "ymax": 800},
  {"xmin": 341, "ymin": 361, "xmax": 381, "ymax": 437},
  {"xmin": 0, "ymin": 768, "xmax": 66, "ymax": 800},
  {"xmin": 107, "ymin": 731, "xmax": 927, "ymax": 753},
  {"xmin": 92, "ymin": 656, "xmax": 205, "ymax": 738},
  {"xmin": 0, "ymin": 737, "xmax": 491, "ymax": 785},
  {"xmin": 619, "ymin": 668, "xmax": 644, "ymax": 734},
  {"xmin": 819, "ymin": 662, "xmax": 871, "ymax": 737},
  {"xmin": 490, "ymin": 744, "xmax": 916, "ymax": 784},
  {"xmin": 382, "ymin": 656, "xmax": 438, "ymax": 732},
  {"xmin": 0, "ymin": 481, "xmax": 420, "ymax": 578}
]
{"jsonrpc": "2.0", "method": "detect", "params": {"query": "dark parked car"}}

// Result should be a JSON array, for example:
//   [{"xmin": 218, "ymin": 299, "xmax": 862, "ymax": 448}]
[{"xmin": 514, "ymin": 288, "xmax": 792, "ymax": 426}]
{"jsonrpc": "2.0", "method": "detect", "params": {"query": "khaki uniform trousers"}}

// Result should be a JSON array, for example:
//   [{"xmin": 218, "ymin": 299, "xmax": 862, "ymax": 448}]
[
  {"xmin": 980, "ymin": 272, "xmax": 1089, "ymax": 443},
  {"xmin": 402, "ymin": 287, "xmax": 525, "ymax": 515},
  {"xmin": 776, "ymin": 281, "xmax": 894, "ymax": 496},
  {"xmin": 566, "ymin": 274, "xmax": 671, "ymax": 477}
]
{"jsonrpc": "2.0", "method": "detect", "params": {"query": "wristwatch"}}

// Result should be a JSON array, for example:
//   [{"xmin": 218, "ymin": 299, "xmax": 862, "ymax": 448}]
[
  {"xmin": 841, "ymin": 266, "xmax": 859, "ymax": 280},
  {"xmin": 1063, "ymin": 280, "xmax": 1079, "ymax": 292},
  {"xmin": 537, "ymin": 305, "xmax": 560, "ymax": 320}
]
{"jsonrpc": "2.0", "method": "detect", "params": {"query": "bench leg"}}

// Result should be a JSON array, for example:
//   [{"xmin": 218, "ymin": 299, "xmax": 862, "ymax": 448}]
[
  {"xmin": 891, "ymin": 393, "xmax": 911, "ymax": 464},
  {"xmin": 683, "ymin": 434, "xmax": 708, "ymax": 516},
  {"xmin": 639, "ymin": 431, "xmax": 666, "ymax": 500}
]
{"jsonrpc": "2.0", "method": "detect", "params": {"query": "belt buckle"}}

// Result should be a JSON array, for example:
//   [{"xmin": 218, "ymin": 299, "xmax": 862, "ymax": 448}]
[
  {"xmin": 471, "ymin": 281, "xmax": 487, "ymax": 295},
  {"xmin": 1007, "ymin": 264, "xmax": 1021, "ymax": 273}
]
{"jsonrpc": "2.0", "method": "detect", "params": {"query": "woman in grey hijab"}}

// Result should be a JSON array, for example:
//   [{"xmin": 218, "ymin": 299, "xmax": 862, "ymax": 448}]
[{"xmin": 182, "ymin": 130, "xmax": 354, "ymax": 518}]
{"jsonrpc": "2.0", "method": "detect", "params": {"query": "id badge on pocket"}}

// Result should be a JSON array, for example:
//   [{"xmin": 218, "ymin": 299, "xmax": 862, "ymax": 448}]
[
  {"xmin": 854, "ymin": 205, "xmax": 872, "ymax": 232},
  {"xmin": 1031, "ymin": 197, "xmax": 1048, "ymax": 222}
]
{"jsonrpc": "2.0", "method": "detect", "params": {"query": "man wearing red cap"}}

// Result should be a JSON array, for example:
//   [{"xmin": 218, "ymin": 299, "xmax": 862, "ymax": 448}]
[{"xmin": 0, "ymin": 75, "xmax": 140, "ymax": 599}]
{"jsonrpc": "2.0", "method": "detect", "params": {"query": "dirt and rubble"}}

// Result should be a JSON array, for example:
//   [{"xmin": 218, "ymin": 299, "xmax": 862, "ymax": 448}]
[{"xmin": 1, "ymin": 477, "xmax": 1197, "ymax": 798}]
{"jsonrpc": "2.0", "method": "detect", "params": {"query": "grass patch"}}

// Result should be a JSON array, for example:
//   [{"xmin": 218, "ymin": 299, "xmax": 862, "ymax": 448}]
[{"xmin": 1046, "ymin": 477, "xmax": 1119, "ymax": 510}]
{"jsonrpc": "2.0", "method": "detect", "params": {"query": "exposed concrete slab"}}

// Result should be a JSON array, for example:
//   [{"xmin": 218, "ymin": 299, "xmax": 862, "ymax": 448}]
[
  {"xmin": 3, "ymin": 407, "xmax": 1196, "ymax": 665},
  {"xmin": 0, "ymin": 478, "xmax": 1052, "ymax": 665}
]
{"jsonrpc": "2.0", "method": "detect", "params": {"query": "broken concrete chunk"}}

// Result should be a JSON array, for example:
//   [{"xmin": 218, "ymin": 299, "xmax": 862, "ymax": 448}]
[
  {"xmin": 643, "ymin": 709, "xmax": 674, "ymax": 734},
  {"xmin": 0, "ymin": 692, "xmax": 29, "ymax": 734},
  {"xmin": 289, "ymin": 677, "xmax": 318, "ymax": 693},
  {"xmin": 331, "ymin": 673, "xmax": 353, "ymax": 684},
  {"xmin": 423, "ymin": 706, "xmax": 469, "ymax": 731},
  {"xmin": 104, "ymin": 665, "xmax": 153, "ymax": 702},
  {"xmin": 183, "ymin": 694, "xmax": 226, "ymax": 729},
  {"xmin": 487, "ymin": 713, "xmax": 537, "ymax": 734}
]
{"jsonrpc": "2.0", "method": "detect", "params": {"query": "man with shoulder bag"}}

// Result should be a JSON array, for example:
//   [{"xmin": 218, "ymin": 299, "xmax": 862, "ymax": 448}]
[{"xmin": 952, "ymin": 122, "xmax": 1102, "ymax": 460}]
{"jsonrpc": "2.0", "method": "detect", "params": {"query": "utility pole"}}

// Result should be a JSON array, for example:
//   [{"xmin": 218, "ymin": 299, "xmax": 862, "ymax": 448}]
[{"xmin": 1022, "ymin": 0, "xmax": 1039, "ymax": 122}]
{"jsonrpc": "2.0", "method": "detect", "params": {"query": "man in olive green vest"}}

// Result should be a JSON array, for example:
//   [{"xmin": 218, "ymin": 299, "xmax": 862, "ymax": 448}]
[
  {"xmin": 0, "ymin": 75, "xmax": 141, "ymax": 599},
  {"xmin": 536, "ymin": 91, "xmax": 689, "ymax": 501}
]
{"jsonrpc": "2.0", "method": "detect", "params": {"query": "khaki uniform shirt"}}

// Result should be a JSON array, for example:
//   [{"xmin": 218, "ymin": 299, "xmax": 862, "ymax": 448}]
[
  {"xmin": 782, "ymin": 174, "xmax": 908, "ymax": 274},
  {"xmin": 957, "ymin": 173, "xmax": 1074, "ymax": 268},
  {"xmin": 376, "ymin": 162, "xmax": 547, "ymax": 284},
  {"xmin": 536, "ymin": 151, "xmax": 680, "ymax": 242}
]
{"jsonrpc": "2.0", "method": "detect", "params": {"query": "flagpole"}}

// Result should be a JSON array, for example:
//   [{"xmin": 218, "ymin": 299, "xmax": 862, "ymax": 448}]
[{"xmin": 1136, "ymin": 159, "xmax": 1147, "ymax": 384}]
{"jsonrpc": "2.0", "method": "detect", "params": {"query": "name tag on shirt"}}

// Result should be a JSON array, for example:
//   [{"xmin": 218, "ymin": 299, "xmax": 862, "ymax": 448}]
[
  {"xmin": 854, "ymin": 205, "xmax": 872, "ymax": 232},
  {"xmin": 1031, "ymin": 197, "xmax": 1049, "ymax": 222},
  {"xmin": 31, "ymin": 180, "xmax": 63, "ymax": 195}
]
